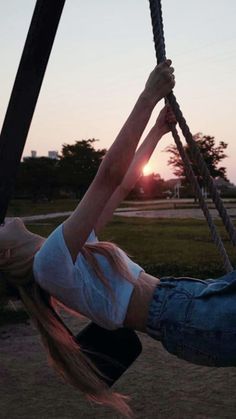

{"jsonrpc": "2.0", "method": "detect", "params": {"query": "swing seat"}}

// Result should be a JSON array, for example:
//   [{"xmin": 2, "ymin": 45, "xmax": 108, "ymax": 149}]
[{"xmin": 76, "ymin": 323, "xmax": 142, "ymax": 386}]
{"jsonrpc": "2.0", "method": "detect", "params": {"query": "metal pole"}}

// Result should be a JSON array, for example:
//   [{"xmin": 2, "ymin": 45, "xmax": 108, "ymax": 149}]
[{"xmin": 0, "ymin": 0, "xmax": 66, "ymax": 223}]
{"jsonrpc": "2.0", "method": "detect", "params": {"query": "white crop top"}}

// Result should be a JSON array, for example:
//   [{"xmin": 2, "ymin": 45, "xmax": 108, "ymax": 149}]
[{"xmin": 33, "ymin": 224, "xmax": 143, "ymax": 330}]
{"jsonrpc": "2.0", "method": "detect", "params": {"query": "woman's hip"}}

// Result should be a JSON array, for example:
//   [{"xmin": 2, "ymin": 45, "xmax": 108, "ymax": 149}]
[{"xmin": 146, "ymin": 272, "xmax": 236, "ymax": 367}]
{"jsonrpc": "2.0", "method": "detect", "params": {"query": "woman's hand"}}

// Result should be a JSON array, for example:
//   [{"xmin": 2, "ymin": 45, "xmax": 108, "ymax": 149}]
[
  {"xmin": 155, "ymin": 105, "xmax": 177, "ymax": 136},
  {"xmin": 143, "ymin": 60, "xmax": 175, "ymax": 105}
]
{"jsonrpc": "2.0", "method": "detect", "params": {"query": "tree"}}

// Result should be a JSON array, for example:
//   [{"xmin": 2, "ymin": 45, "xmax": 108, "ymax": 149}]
[
  {"xmin": 58, "ymin": 139, "xmax": 106, "ymax": 198},
  {"xmin": 166, "ymin": 133, "xmax": 228, "ymax": 187},
  {"xmin": 15, "ymin": 157, "xmax": 59, "ymax": 201}
]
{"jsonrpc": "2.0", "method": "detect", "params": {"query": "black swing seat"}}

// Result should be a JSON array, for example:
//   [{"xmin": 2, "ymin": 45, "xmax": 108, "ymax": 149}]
[{"xmin": 76, "ymin": 323, "xmax": 142, "ymax": 386}]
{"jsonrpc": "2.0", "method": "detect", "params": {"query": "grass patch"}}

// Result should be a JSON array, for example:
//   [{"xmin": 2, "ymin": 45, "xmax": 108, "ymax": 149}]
[
  {"xmin": 100, "ymin": 216, "xmax": 235, "ymax": 278},
  {"xmin": 7, "ymin": 199, "xmax": 79, "ymax": 217}
]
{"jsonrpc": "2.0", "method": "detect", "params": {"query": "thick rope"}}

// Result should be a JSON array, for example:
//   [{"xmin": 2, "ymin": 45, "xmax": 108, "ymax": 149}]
[
  {"xmin": 149, "ymin": 0, "xmax": 234, "ymax": 271},
  {"xmin": 170, "ymin": 125, "xmax": 233, "ymax": 272},
  {"xmin": 149, "ymin": 0, "xmax": 236, "ymax": 247}
]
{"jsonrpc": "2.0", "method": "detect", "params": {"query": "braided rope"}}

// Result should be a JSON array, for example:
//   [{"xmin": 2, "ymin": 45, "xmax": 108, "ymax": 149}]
[
  {"xmin": 170, "ymin": 125, "xmax": 233, "ymax": 272},
  {"xmin": 149, "ymin": 0, "xmax": 234, "ymax": 271},
  {"xmin": 167, "ymin": 93, "xmax": 236, "ymax": 248},
  {"xmin": 150, "ymin": 0, "xmax": 236, "ymax": 246}
]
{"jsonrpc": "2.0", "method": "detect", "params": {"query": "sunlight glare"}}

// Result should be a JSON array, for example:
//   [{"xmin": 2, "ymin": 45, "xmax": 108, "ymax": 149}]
[{"xmin": 142, "ymin": 163, "xmax": 152, "ymax": 176}]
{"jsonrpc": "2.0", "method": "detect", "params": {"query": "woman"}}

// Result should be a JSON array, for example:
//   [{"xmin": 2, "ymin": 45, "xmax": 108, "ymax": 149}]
[
  {"xmin": 0, "ymin": 59, "xmax": 175, "ymax": 415},
  {"xmin": 2, "ymin": 59, "xmax": 235, "ymax": 416}
]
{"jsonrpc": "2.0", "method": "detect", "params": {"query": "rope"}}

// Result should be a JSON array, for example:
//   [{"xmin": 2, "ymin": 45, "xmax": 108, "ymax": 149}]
[
  {"xmin": 149, "ymin": 0, "xmax": 235, "ymax": 271},
  {"xmin": 167, "ymin": 94, "xmax": 236, "ymax": 248},
  {"xmin": 150, "ymin": 0, "xmax": 236, "ymax": 247},
  {"xmin": 170, "ymin": 125, "xmax": 233, "ymax": 272}
]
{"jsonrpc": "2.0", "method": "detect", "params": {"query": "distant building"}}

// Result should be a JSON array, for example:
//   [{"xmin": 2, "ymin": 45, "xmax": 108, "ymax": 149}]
[
  {"xmin": 48, "ymin": 150, "xmax": 59, "ymax": 160},
  {"xmin": 23, "ymin": 150, "xmax": 37, "ymax": 161},
  {"xmin": 23, "ymin": 150, "xmax": 59, "ymax": 161}
]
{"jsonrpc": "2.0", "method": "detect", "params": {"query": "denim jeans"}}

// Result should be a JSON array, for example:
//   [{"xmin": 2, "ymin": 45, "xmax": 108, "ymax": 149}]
[{"xmin": 146, "ymin": 271, "xmax": 236, "ymax": 367}]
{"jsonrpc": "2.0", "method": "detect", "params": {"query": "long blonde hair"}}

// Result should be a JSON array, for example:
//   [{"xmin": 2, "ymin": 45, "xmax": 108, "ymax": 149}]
[{"xmin": 1, "ymin": 223, "xmax": 135, "ymax": 417}]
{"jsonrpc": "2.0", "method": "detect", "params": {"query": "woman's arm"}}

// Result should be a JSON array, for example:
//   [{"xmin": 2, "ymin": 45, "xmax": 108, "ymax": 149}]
[
  {"xmin": 63, "ymin": 61, "xmax": 175, "ymax": 262},
  {"xmin": 95, "ymin": 106, "xmax": 176, "ymax": 234}
]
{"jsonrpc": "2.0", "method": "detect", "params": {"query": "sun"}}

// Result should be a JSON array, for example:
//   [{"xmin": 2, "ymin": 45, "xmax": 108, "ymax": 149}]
[{"xmin": 142, "ymin": 163, "xmax": 153, "ymax": 176}]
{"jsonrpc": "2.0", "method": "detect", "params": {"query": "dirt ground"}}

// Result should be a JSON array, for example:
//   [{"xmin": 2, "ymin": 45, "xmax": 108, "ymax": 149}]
[{"xmin": 1, "ymin": 314, "xmax": 236, "ymax": 419}]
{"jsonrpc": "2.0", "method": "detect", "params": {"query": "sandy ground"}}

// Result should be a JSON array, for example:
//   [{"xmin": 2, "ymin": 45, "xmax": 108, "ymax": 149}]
[{"xmin": 1, "ymin": 315, "xmax": 236, "ymax": 419}]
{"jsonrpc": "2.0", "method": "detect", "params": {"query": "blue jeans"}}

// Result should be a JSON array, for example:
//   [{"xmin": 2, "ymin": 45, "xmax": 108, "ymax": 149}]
[{"xmin": 146, "ymin": 271, "xmax": 236, "ymax": 367}]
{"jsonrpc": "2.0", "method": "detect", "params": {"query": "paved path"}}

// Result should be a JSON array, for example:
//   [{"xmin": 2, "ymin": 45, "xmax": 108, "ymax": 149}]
[
  {"xmin": 20, "ymin": 211, "xmax": 73, "ymax": 222},
  {"xmin": 13, "ymin": 206, "xmax": 236, "ymax": 222},
  {"xmin": 115, "ymin": 207, "xmax": 236, "ymax": 219}
]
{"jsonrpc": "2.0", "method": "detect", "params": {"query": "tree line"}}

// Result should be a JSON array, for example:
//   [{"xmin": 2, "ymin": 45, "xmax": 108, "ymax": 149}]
[
  {"xmin": 15, "ymin": 139, "xmax": 105, "ymax": 201},
  {"xmin": 15, "ymin": 134, "xmax": 233, "ymax": 201}
]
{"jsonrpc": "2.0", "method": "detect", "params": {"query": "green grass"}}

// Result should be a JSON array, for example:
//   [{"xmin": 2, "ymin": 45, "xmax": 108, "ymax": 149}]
[
  {"xmin": 100, "ymin": 216, "xmax": 235, "ymax": 278},
  {"xmin": 7, "ymin": 199, "xmax": 79, "ymax": 217}
]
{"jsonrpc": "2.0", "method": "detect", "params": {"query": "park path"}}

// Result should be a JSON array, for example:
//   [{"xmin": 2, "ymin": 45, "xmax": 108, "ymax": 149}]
[
  {"xmin": 10, "ymin": 206, "xmax": 236, "ymax": 222},
  {"xmin": 115, "ymin": 207, "xmax": 236, "ymax": 219}
]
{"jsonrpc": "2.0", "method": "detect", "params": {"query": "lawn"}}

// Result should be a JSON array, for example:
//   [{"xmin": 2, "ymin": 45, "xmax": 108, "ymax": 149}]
[{"xmin": 6, "ymin": 198, "xmax": 79, "ymax": 217}]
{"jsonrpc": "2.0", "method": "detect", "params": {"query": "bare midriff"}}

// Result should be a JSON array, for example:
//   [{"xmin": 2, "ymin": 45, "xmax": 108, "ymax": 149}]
[{"xmin": 124, "ymin": 271, "xmax": 160, "ymax": 333}]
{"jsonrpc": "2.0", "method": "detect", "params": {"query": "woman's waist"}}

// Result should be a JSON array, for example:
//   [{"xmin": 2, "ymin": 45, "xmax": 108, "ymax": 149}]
[{"xmin": 124, "ymin": 271, "xmax": 160, "ymax": 332}]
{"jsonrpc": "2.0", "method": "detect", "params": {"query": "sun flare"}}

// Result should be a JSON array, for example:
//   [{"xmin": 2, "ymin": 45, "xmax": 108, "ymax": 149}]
[{"xmin": 142, "ymin": 163, "xmax": 153, "ymax": 176}]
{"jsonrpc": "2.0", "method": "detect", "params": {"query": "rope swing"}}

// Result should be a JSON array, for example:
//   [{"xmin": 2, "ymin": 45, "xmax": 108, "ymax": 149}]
[{"xmin": 149, "ymin": 0, "xmax": 236, "ymax": 273}]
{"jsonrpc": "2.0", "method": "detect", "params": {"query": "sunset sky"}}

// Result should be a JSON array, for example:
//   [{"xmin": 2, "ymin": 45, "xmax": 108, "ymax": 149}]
[{"xmin": 0, "ymin": 1, "xmax": 236, "ymax": 182}]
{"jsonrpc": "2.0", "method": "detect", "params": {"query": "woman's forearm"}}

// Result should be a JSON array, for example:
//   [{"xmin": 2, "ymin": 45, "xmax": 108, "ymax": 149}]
[
  {"xmin": 98, "ymin": 92, "xmax": 156, "ymax": 186},
  {"xmin": 121, "ymin": 103, "xmax": 176, "ymax": 192},
  {"xmin": 121, "ymin": 126, "xmax": 162, "ymax": 192},
  {"xmin": 97, "ymin": 61, "xmax": 175, "ymax": 187},
  {"xmin": 95, "ymin": 127, "xmax": 163, "ymax": 234},
  {"xmin": 95, "ymin": 103, "xmax": 177, "ymax": 234}
]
